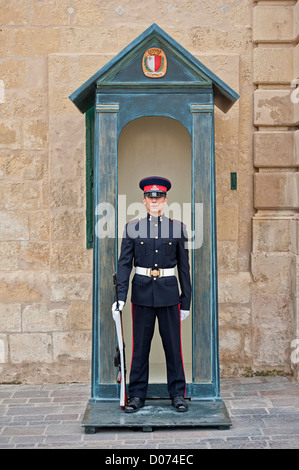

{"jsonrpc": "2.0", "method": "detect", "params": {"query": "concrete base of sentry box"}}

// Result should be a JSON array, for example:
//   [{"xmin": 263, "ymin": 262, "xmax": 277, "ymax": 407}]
[{"xmin": 82, "ymin": 399, "xmax": 232, "ymax": 433}]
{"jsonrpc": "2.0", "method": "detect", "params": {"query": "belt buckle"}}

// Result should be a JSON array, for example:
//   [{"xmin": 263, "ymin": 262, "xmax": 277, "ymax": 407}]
[{"xmin": 150, "ymin": 268, "xmax": 160, "ymax": 277}]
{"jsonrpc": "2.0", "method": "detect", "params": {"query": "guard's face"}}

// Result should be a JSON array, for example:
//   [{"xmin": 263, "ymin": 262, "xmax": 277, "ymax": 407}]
[{"xmin": 143, "ymin": 195, "xmax": 168, "ymax": 216}]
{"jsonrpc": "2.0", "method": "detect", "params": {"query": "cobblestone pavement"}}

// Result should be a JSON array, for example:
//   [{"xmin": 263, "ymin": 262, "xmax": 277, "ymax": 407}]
[{"xmin": 0, "ymin": 376, "xmax": 299, "ymax": 449}]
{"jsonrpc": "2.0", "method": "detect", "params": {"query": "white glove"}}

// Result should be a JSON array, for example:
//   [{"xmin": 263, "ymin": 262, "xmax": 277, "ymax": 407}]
[
  {"xmin": 180, "ymin": 310, "xmax": 190, "ymax": 321},
  {"xmin": 111, "ymin": 300, "xmax": 125, "ymax": 322}
]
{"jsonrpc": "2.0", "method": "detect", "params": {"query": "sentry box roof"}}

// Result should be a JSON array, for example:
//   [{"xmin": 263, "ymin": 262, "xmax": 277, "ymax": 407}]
[{"xmin": 69, "ymin": 23, "xmax": 239, "ymax": 114}]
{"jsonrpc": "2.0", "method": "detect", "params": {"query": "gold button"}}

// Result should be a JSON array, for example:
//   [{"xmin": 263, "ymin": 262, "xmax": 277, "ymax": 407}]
[
  {"xmin": 155, "ymin": 264, "xmax": 158, "ymax": 267},
  {"xmin": 141, "ymin": 241, "xmax": 144, "ymax": 245},
  {"xmin": 154, "ymin": 278, "xmax": 156, "ymax": 281},
  {"xmin": 169, "ymin": 242, "xmax": 172, "ymax": 245},
  {"xmin": 155, "ymin": 250, "xmax": 158, "ymax": 253}
]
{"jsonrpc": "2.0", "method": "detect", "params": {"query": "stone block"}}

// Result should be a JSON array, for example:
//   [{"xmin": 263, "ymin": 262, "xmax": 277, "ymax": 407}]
[
  {"xmin": 12, "ymin": 28, "xmax": 60, "ymax": 56},
  {"xmin": 60, "ymin": 27, "xmax": 121, "ymax": 54},
  {"xmin": 251, "ymin": 252, "xmax": 292, "ymax": 295},
  {"xmin": 23, "ymin": 120, "xmax": 48, "ymax": 150},
  {"xmin": 49, "ymin": 273, "xmax": 92, "ymax": 302},
  {"xmin": 1, "ymin": 182, "xmax": 42, "ymax": 210},
  {"xmin": 22, "ymin": 304, "xmax": 68, "ymax": 332},
  {"xmin": 48, "ymin": 54, "xmax": 78, "ymax": 89},
  {"xmin": 29, "ymin": 211, "xmax": 50, "ymax": 241},
  {"xmin": 294, "ymin": 0, "xmax": 299, "ymax": 42},
  {"xmin": 19, "ymin": 242, "xmax": 50, "ymax": 270},
  {"xmin": 0, "ymin": 59, "xmax": 26, "ymax": 88},
  {"xmin": 10, "ymin": 333, "xmax": 52, "ymax": 363},
  {"xmin": 0, "ymin": 121, "xmax": 22, "ymax": 149},
  {"xmin": 0, "ymin": 304, "xmax": 21, "ymax": 332},
  {"xmin": 0, "ymin": 272, "xmax": 49, "ymax": 303},
  {"xmin": 0, "ymin": 0, "xmax": 31, "ymax": 25},
  {"xmin": 252, "ymin": 293, "xmax": 292, "ymax": 367},
  {"xmin": 0, "ymin": 335, "xmax": 8, "ymax": 363},
  {"xmin": 290, "ymin": 252, "xmax": 299, "ymax": 296},
  {"xmin": 254, "ymin": 89, "xmax": 294, "ymax": 127},
  {"xmin": 0, "ymin": 29, "xmax": 10, "ymax": 57},
  {"xmin": 294, "ymin": 45, "xmax": 299, "ymax": 81},
  {"xmin": 25, "ymin": 57, "xmax": 48, "ymax": 89},
  {"xmin": 49, "ymin": 86, "xmax": 79, "ymax": 115},
  {"xmin": 50, "ymin": 242, "xmax": 92, "ymax": 272},
  {"xmin": 253, "ymin": 47, "xmax": 293, "ymax": 84},
  {"xmin": 70, "ymin": 0, "xmax": 150, "ymax": 27},
  {"xmin": 0, "ymin": 210, "xmax": 29, "ymax": 240},
  {"xmin": 254, "ymin": 172, "xmax": 298, "ymax": 210},
  {"xmin": 0, "ymin": 242, "xmax": 20, "ymax": 270},
  {"xmin": 49, "ymin": 115, "xmax": 85, "ymax": 179},
  {"xmin": 252, "ymin": 217, "xmax": 292, "ymax": 252},
  {"xmin": 51, "ymin": 209, "xmax": 85, "ymax": 241},
  {"xmin": 186, "ymin": 23, "xmax": 251, "ymax": 56},
  {"xmin": 50, "ymin": 179, "xmax": 81, "ymax": 208},
  {"xmin": 216, "ymin": 206, "xmax": 238, "ymax": 240},
  {"xmin": 217, "ymin": 241, "xmax": 238, "ymax": 273},
  {"xmin": 291, "ymin": 218, "xmax": 299, "ymax": 255},
  {"xmin": 0, "ymin": 151, "xmax": 48, "ymax": 180},
  {"xmin": 292, "ymin": 253, "xmax": 299, "ymax": 294},
  {"xmin": 9, "ymin": 88, "xmax": 47, "ymax": 119},
  {"xmin": 68, "ymin": 302, "xmax": 92, "ymax": 330},
  {"xmin": 31, "ymin": 0, "xmax": 70, "ymax": 26},
  {"xmin": 219, "ymin": 304, "xmax": 251, "ymax": 327},
  {"xmin": 219, "ymin": 329, "xmax": 242, "ymax": 358},
  {"xmin": 254, "ymin": 131, "xmax": 295, "ymax": 168},
  {"xmin": 218, "ymin": 272, "xmax": 251, "ymax": 304},
  {"xmin": 70, "ymin": 0, "xmax": 108, "ymax": 25},
  {"xmin": 294, "ymin": 89, "xmax": 299, "ymax": 125},
  {"xmin": 53, "ymin": 331, "xmax": 92, "ymax": 361},
  {"xmin": 253, "ymin": 5, "xmax": 294, "ymax": 43}
]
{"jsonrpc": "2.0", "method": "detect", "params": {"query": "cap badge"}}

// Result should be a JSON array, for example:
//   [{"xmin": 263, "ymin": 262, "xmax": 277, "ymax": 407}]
[{"xmin": 142, "ymin": 48, "xmax": 167, "ymax": 79}]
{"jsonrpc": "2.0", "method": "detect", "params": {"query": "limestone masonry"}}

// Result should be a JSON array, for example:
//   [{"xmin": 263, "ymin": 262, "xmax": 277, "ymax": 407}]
[{"xmin": 0, "ymin": 0, "xmax": 298, "ymax": 383}]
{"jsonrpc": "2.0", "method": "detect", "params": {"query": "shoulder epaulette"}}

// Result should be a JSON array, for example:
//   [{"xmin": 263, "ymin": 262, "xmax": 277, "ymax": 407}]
[
  {"xmin": 127, "ymin": 217, "xmax": 143, "ymax": 226},
  {"xmin": 170, "ymin": 218, "xmax": 184, "ymax": 227}
]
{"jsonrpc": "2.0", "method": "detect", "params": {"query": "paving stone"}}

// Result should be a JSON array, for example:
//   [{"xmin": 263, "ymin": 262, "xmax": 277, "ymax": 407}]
[
  {"xmin": 0, "ymin": 378, "xmax": 298, "ymax": 449},
  {"xmin": 2, "ymin": 425, "xmax": 45, "ymax": 436}
]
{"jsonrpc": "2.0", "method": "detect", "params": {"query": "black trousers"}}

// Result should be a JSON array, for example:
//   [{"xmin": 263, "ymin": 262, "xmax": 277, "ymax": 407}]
[{"xmin": 129, "ymin": 303, "xmax": 186, "ymax": 401}]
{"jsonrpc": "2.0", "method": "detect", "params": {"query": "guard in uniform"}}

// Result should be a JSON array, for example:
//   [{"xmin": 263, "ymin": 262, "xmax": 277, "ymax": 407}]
[{"xmin": 112, "ymin": 176, "xmax": 191, "ymax": 412}]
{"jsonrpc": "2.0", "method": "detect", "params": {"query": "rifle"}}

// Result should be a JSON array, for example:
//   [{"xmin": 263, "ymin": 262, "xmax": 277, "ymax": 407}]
[{"xmin": 113, "ymin": 272, "xmax": 127, "ymax": 410}]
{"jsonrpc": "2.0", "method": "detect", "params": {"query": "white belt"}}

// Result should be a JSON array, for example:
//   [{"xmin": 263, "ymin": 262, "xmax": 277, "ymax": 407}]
[{"xmin": 135, "ymin": 267, "xmax": 175, "ymax": 278}]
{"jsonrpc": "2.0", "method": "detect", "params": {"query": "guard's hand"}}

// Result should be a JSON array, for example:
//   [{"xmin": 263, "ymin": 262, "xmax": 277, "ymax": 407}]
[
  {"xmin": 180, "ymin": 310, "xmax": 190, "ymax": 321},
  {"xmin": 112, "ymin": 300, "xmax": 125, "ymax": 321}
]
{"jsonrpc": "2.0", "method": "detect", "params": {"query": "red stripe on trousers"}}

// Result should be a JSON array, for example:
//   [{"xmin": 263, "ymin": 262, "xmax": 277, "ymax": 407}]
[
  {"xmin": 178, "ymin": 304, "xmax": 186, "ymax": 398},
  {"xmin": 130, "ymin": 303, "xmax": 134, "ymax": 375}
]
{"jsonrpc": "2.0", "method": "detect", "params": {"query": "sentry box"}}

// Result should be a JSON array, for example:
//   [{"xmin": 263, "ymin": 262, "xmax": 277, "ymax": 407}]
[{"xmin": 69, "ymin": 23, "xmax": 239, "ymax": 433}]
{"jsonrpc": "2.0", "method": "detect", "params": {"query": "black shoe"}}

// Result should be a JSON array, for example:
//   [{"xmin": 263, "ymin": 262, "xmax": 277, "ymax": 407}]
[
  {"xmin": 172, "ymin": 396, "xmax": 188, "ymax": 412},
  {"xmin": 124, "ymin": 397, "xmax": 145, "ymax": 413}
]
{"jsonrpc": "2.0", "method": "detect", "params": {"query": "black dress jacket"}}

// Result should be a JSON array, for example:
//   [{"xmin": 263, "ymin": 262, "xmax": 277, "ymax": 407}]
[{"xmin": 117, "ymin": 213, "xmax": 191, "ymax": 310}]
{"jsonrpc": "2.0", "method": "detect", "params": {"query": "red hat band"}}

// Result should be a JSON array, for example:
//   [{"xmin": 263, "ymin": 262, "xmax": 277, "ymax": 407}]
[{"xmin": 144, "ymin": 184, "xmax": 167, "ymax": 193}]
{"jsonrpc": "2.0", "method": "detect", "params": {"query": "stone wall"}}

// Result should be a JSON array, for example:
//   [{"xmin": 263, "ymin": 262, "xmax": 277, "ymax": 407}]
[
  {"xmin": 0, "ymin": 0, "xmax": 298, "ymax": 383},
  {"xmin": 252, "ymin": 0, "xmax": 299, "ymax": 379}
]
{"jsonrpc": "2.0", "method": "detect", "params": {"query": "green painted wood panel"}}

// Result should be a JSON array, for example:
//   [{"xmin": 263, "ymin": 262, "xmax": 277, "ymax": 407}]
[
  {"xmin": 191, "ymin": 105, "xmax": 213, "ymax": 383},
  {"xmin": 97, "ymin": 105, "xmax": 119, "ymax": 384},
  {"xmin": 85, "ymin": 106, "xmax": 94, "ymax": 249}
]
